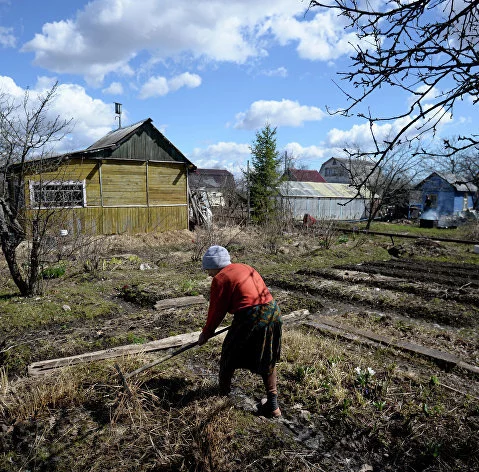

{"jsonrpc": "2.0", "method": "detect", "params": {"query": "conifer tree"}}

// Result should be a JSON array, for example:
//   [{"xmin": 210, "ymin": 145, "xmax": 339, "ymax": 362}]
[{"xmin": 247, "ymin": 123, "xmax": 282, "ymax": 223}]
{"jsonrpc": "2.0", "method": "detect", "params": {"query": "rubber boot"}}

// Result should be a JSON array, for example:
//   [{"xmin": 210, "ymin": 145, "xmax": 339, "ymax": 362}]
[{"xmin": 218, "ymin": 365, "xmax": 234, "ymax": 396}]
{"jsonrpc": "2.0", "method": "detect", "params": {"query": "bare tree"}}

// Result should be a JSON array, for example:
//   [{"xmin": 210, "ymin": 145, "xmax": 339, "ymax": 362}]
[
  {"xmin": 0, "ymin": 83, "xmax": 73, "ymax": 296},
  {"xmin": 309, "ymin": 0, "xmax": 479, "ymax": 189},
  {"xmin": 342, "ymin": 141, "xmax": 422, "ymax": 229}
]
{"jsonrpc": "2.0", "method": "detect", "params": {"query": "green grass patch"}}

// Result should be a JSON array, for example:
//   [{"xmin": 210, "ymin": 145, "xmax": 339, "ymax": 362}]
[{"xmin": 0, "ymin": 283, "xmax": 120, "ymax": 335}]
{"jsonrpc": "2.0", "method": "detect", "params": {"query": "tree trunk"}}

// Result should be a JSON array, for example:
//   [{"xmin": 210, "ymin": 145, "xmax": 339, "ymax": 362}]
[
  {"xmin": 1, "ymin": 241, "xmax": 29, "ymax": 295},
  {"xmin": 0, "ymin": 198, "xmax": 30, "ymax": 296},
  {"xmin": 27, "ymin": 220, "xmax": 42, "ymax": 296}
]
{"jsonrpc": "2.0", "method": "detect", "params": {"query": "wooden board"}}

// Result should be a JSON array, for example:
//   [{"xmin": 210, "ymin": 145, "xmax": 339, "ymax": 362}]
[
  {"xmin": 306, "ymin": 318, "xmax": 479, "ymax": 375},
  {"xmin": 27, "ymin": 309, "xmax": 308, "ymax": 377},
  {"xmin": 28, "ymin": 331, "xmax": 202, "ymax": 377}
]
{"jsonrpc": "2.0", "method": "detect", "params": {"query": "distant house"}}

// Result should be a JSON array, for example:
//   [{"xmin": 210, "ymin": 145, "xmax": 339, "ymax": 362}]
[
  {"xmin": 277, "ymin": 181, "xmax": 370, "ymax": 220},
  {"xmin": 414, "ymin": 172, "xmax": 477, "ymax": 216},
  {"xmin": 7, "ymin": 118, "xmax": 196, "ymax": 235},
  {"xmin": 189, "ymin": 168, "xmax": 235, "ymax": 207},
  {"xmin": 283, "ymin": 168, "xmax": 326, "ymax": 183},
  {"xmin": 320, "ymin": 157, "xmax": 375, "ymax": 184}
]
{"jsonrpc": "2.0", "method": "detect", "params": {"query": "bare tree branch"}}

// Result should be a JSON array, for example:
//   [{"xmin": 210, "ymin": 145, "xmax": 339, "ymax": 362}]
[
  {"xmin": 0, "ymin": 82, "xmax": 74, "ymax": 296},
  {"xmin": 309, "ymin": 0, "xmax": 479, "ymax": 171}
]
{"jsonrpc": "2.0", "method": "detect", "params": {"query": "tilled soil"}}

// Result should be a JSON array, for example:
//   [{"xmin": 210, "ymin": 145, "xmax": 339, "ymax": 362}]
[
  {"xmin": 335, "ymin": 258, "xmax": 479, "ymax": 289},
  {"xmin": 1, "ymin": 250, "xmax": 478, "ymax": 472}
]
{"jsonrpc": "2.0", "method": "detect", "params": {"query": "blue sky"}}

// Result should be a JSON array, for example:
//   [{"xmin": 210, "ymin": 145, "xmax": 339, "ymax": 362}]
[{"xmin": 0, "ymin": 0, "xmax": 477, "ymax": 177}]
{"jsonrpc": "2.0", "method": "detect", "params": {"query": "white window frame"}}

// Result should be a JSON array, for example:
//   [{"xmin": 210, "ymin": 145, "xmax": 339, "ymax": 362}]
[{"xmin": 29, "ymin": 180, "xmax": 87, "ymax": 208}]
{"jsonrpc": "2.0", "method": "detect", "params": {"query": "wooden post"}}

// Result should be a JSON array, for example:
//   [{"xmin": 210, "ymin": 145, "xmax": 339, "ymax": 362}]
[
  {"xmin": 99, "ymin": 161, "xmax": 103, "ymax": 207},
  {"xmin": 146, "ymin": 160, "xmax": 150, "ymax": 231}
]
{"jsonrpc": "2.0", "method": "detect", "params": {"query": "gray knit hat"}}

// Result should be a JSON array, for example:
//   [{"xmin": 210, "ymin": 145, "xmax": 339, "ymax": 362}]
[{"xmin": 202, "ymin": 245, "xmax": 231, "ymax": 270}]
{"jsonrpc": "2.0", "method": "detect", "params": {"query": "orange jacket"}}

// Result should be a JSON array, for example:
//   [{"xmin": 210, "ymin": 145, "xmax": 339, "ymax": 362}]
[{"xmin": 202, "ymin": 263, "xmax": 273, "ymax": 337}]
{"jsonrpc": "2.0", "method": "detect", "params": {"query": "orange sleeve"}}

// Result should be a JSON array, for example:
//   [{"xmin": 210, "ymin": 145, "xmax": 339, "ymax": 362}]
[{"xmin": 202, "ymin": 275, "xmax": 230, "ymax": 337}]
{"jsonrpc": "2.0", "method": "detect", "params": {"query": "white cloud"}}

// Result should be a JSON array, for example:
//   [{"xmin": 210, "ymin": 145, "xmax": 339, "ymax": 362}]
[
  {"xmin": 283, "ymin": 142, "xmax": 328, "ymax": 163},
  {"xmin": 0, "ymin": 76, "xmax": 119, "ymax": 153},
  {"xmin": 268, "ymin": 10, "xmax": 361, "ymax": 61},
  {"xmin": 326, "ymin": 121, "xmax": 408, "ymax": 149},
  {"xmin": 0, "ymin": 75, "xmax": 24, "ymax": 97},
  {"xmin": 234, "ymin": 99, "xmax": 325, "ymax": 129},
  {"xmin": 167, "ymin": 72, "xmax": 202, "ymax": 92},
  {"xmin": 326, "ymin": 109, "xmax": 454, "ymax": 150},
  {"xmin": 102, "ymin": 81, "xmax": 124, "ymax": 95},
  {"xmin": 0, "ymin": 26, "xmax": 15, "ymax": 48},
  {"xmin": 139, "ymin": 72, "xmax": 201, "ymax": 99},
  {"xmin": 261, "ymin": 67, "xmax": 288, "ymax": 77},
  {"xmin": 408, "ymin": 85, "xmax": 441, "ymax": 106},
  {"xmin": 187, "ymin": 140, "xmax": 334, "ymax": 176},
  {"xmin": 188, "ymin": 141, "xmax": 251, "ymax": 176},
  {"xmin": 20, "ymin": 0, "xmax": 357, "ymax": 84}
]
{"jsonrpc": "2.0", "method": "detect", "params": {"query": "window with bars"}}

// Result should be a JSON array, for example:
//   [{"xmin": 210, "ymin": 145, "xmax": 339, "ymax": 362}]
[{"xmin": 29, "ymin": 181, "xmax": 86, "ymax": 208}]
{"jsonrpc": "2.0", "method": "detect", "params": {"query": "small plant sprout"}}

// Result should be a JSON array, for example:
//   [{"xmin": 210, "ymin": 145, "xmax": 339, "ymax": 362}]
[
  {"xmin": 354, "ymin": 366, "xmax": 376, "ymax": 388},
  {"xmin": 373, "ymin": 400, "xmax": 386, "ymax": 411}
]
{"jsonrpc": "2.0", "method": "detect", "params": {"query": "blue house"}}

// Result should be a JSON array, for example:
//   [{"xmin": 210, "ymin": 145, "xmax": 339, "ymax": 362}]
[{"xmin": 415, "ymin": 172, "xmax": 477, "ymax": 216}]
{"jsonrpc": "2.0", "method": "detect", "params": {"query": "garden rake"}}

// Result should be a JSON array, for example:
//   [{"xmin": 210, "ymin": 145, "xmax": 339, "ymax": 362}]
[{"xmin": 115, "ymin": 325, "xmax": 230, "ymax": 395}]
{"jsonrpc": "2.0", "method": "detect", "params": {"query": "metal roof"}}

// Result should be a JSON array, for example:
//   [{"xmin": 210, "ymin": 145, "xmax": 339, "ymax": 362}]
[
  {"xmin": 86, "ymin": 118, "xmax": 151, "ymax": 150},
  {"xmin": 190, "ymin": 168, "xmax": 235, "ymax": 189},
  {"xmin": 415, "ymin": 172, "xmax": 478, "ymax": 193},
  {"xmin": 439, "ymin": 173, "xmax": 477, "ymax": 192},
  {"xmin": 285, "ymin": 168, "xmax": 326, "ymax": 183},
  {"xmin": 277, "ymin": 181, "xmax": 368, "ymax": 198}
]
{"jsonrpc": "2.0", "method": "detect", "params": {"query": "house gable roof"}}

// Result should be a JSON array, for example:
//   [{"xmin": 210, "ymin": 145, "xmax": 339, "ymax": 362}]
[
  {"xmin": 320, "ymin": 157, "xmax": 375, "ymax": 169},
  {"xmin": 284, "ymin": 168, "xmax": 326, "ymax": 183},
  {"xmin": 86, "ymin": 118, "xmax": 152, "ymax": 151},
  {"xmin": 11, "ymin": 118, "xmax": 195, "ymax": 171},
  {"xmin": 189, "ymin": 168, "xmax": 235, "ymax": 189},
  {"xmin": 416, "ymin": 172, "xmax": 477, "ymax": 192}
]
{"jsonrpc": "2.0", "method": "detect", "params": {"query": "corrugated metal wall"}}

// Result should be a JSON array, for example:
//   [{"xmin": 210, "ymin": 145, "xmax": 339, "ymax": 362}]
[
  {"xmin": 280, "ymin": 196, "xmax": 367, "ymax": 220},
  {"xmin": 277, "ymin": 182, "xmax": 369, "ymax": 220}
]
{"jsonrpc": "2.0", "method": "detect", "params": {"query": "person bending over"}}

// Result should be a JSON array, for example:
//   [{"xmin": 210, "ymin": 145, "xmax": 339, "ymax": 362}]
[{"xmin": 198, "ymin": 245, "xmax": 283, "ymax": 418}]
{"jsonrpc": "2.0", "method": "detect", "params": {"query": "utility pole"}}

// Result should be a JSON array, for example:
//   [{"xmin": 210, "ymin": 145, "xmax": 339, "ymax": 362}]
[{"xmin": 247, "ymin": 160, "xmax": 251, "ymax": 223}]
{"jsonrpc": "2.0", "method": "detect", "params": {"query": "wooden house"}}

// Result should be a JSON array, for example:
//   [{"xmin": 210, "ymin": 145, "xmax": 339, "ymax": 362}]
[
  {"xmin": 414, "ymin": 172, "xmax": 477, "ymax": 216},
  {"xmin": 319, "ymin": 157, "xmax": 375, "ymax": 184},
  {"xmin": 9, "ymin": 118, "xmax": 196, "ymax": 235}
]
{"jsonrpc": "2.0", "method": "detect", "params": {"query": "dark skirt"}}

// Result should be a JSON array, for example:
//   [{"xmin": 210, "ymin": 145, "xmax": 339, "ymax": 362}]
[{"xmin": 220, "ymin": 300, "xmax": 282, "ymax": 376}]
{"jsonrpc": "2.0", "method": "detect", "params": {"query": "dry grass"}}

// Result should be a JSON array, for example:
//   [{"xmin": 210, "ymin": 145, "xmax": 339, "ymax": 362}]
[{"xmin": 1, "ymin": 223, "xmax": 478, "ymax": 471}]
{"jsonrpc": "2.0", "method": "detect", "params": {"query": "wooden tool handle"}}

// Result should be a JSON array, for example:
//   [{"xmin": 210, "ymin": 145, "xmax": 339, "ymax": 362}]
[{"xmin": 124, "ymin": 325, "xmax": 230, "ymax": 379}]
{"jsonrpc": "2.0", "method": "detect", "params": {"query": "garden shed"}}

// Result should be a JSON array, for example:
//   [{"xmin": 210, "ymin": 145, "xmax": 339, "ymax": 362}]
[
  {"xmin": 9, "ymin": 118, "xmax": 196, "ymax": 235},
  {"xmin": 415, "ymin": 172, "xmax": 477, "ymax": 215},
  {"xmin": 277, "ymin": 181, "xmax": 370, "ymax": 220}
]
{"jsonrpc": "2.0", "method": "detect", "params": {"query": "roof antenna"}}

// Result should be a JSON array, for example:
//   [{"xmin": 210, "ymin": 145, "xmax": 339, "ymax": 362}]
[{"xmin": 114, "ymin": 102, "xmax": 122, "ymax": 129}]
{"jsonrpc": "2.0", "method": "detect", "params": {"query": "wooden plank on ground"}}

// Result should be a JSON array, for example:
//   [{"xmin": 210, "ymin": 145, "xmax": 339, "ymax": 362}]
[
  {"xmin": 306, "ymin": 318, "xmax": 479, "ymax": 376},
  {"xmin": 28, "ymin": 309, "xmax": 308, "ymax": 377},
  {"xmin": 28, "ymin": 331, "xmax": 202, "ymax": 377},
  {"xmin": 154, "ymin": 295, "xmax": 206, "ymax": 310}
]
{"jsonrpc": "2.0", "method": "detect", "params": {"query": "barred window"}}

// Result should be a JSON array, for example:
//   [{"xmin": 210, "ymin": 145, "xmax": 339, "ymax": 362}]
[{"xmin": 30, "ymin": 181, "xmax": 86, "ymax": 208}]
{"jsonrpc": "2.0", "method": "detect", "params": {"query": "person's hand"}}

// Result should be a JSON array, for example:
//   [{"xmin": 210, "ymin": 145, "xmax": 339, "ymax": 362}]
[{"xmin": 198, "ymin": 331, "xmax": 208, "ymax": 346}]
